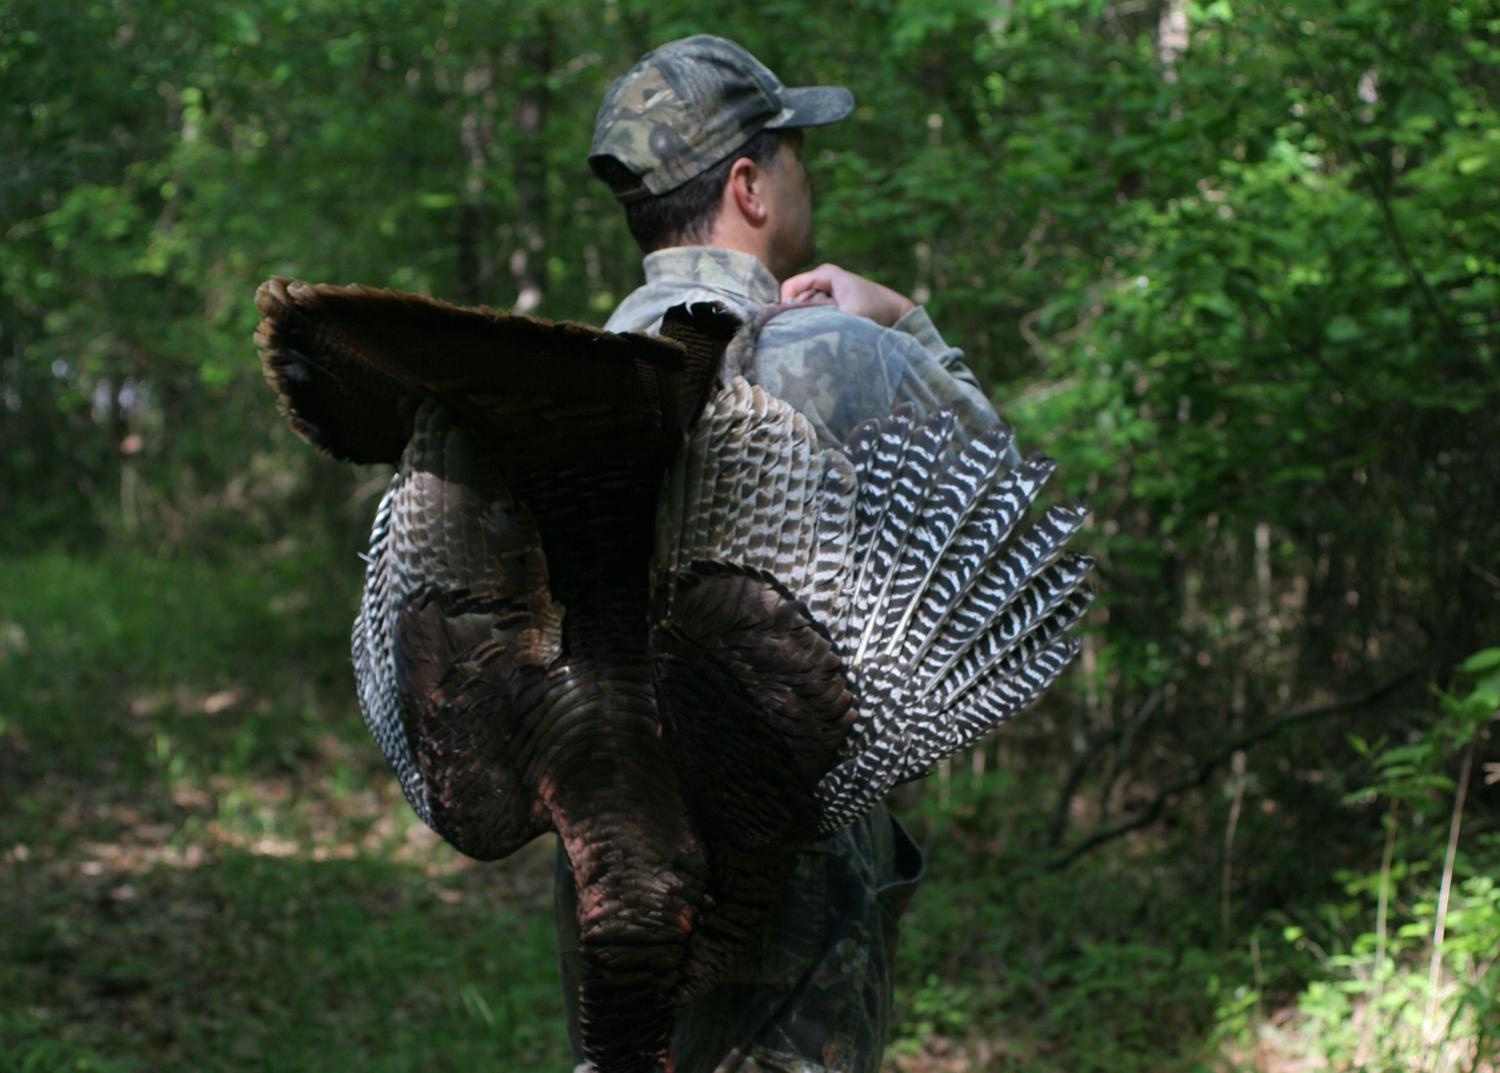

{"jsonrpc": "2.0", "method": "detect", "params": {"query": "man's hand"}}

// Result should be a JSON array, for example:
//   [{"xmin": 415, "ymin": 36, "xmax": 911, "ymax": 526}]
[{"xmin": 780, "ymin": 263, "xmax": 916, "ymax": 327}]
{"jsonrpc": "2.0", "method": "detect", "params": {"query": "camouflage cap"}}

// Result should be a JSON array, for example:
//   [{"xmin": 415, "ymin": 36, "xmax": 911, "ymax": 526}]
[{"xmin": 590, "ymin": 35, "xmax": 854, "ymax": 204}]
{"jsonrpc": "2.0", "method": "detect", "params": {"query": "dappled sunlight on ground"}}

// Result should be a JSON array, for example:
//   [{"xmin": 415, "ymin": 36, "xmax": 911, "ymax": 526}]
[
  {"xmin": 6, "ymin": 741, "xmax": 559, "ymax": 900},
  {"xmin": 2, "ymin": 723, "xmax": 567, "ymax": 1071}
]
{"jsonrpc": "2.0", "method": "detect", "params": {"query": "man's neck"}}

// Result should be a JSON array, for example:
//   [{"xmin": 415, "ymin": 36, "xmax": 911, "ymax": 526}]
[{"xmin": 701, "ymin": 223, "xmax": 779, "ymax": 281}]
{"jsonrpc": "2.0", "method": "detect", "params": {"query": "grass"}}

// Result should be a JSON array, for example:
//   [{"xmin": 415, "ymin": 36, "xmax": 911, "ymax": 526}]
[
  {"xmin": 0, "ymin": 547, "xmax": 569, "ymax": 1073},
  {"xmin": 3, "ymin": 847, "xmax": 564, "ymax": 1073}
]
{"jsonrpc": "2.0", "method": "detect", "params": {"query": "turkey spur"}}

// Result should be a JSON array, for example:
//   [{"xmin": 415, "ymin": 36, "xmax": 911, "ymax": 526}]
[{"xmin": 255, "ymin": 277, "xmax": 1093, "ymax": 1073}]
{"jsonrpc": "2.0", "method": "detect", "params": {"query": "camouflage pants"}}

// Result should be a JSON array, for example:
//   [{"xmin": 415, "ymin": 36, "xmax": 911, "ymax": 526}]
[{"xmin": 554, "ymin": 805, "xmax": 924, "ymax": 1073}]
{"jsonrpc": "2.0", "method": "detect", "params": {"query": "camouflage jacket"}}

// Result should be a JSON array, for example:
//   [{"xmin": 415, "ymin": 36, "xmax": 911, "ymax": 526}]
[
  {"xmin": 604, "ymin": 246, "xmax": 1005, "ymax": 447},
  {"xmin": 557, "ymin": 247, "xmax": 1007, "ymax": 1073}
]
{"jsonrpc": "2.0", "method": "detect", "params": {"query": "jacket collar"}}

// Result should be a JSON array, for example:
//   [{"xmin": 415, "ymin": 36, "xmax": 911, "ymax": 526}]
[{"xmin": 640, "ymin": 246, "xmax": 780, "ymax": 305}]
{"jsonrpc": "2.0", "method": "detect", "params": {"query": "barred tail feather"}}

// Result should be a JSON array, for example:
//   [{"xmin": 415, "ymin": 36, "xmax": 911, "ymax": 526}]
[
  {"xmin": 850, "ymin": 411, "xmax": 955, "ymax": 662},
  {"xmin": 906, "ymin": 637, "xmax": 1080, "ymax": 782},
  {"xmin": 813, "ymin": 658, "xmax": 912, "ymax": 834},
  {"xmin": 352, "ymin": 476, "xmax": 431, "ymax": 822},
  {"xmin": 898, "ymin": 456, "xmax": 1057, "ymax": 665},
  {"xmin": 805, "ymin": 450, "xmax": 858, "ymax": 626},
  {"xmin": 903, "ymin": 600, "xmax": 1092, "ymax": 777},
  {"xmin": 910, "ymin": 502, "xmax": 1090, "ymax": 690},
  {"xmin": 815, "ymin": 408, "xmax": 1093, "ymax": 829},
  {"xmin": 879, "ymin": 424, "xmax": 1012, "ymax": 650},
  {"xmin": 772, "ymin": 432, "xmax": 822, "ymax": 596},
  {"xmin": 926, "ymin": 552, "xmax": 1095, "ymax": 708},
  {"xmin": 842, "ymin": 409, "xmax": 916, "ymax": 649}
]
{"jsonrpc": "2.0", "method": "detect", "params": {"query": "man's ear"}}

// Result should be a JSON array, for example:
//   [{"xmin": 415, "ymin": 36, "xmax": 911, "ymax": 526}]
[{"xmin": 726, "ymin": 156, "xmax": 767, "ymax": 226}]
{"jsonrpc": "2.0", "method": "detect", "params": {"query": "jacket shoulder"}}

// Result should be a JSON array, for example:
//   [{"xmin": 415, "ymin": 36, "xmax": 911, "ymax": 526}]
[{"xmin": 758, "ymin": 305, "xmax": 896, "ymax": 350}]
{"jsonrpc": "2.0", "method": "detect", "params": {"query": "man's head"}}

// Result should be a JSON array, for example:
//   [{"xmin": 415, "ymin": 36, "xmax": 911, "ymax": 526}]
[{"xmin": 590, "ymin": 36, "xmax": 851, "ymax": 279}]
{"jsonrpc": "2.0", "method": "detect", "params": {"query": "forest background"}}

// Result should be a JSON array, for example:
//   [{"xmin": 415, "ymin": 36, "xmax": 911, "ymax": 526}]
[{"xmin": 3, "ymin": 0, "xmax": 1498, "ymax": 1070}]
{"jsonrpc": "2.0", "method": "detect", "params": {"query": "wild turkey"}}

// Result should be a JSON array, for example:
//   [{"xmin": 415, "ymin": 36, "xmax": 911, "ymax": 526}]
[{"xmin": 255, "ymin": 277, "xmax": 1093, "ymax": 1073}]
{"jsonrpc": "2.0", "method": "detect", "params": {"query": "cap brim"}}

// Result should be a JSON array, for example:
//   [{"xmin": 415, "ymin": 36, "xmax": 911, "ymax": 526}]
[{"xmin": 767, "ymin": 85, "xmax": 855, "ymax": 129}]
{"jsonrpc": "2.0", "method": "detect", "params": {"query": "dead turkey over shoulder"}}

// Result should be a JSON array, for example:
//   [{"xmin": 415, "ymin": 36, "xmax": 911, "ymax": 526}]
[{"xmin": 255, "ymin": 277, "xmax": 1092, "ymax": 1073}]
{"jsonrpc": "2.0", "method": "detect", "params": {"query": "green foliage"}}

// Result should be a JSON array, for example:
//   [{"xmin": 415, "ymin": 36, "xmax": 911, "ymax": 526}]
[
  {"xmin": 890, "ymin": 767, "xmax": 1242, "ymax": 1071},
  {"xmin": 883, "ymin": 647, "xmax": 1498, "ymax": 1071},
  {"xmin": 1281, "ymin": 864, "xmax": 1500, "ymax": 1068},
  {"xmin": 0, "ymin": 548, "xmax": 355, "ymax": 782},
  {"xmin": 889, "ymin": 974, "xmax": 974, "ymax": 1054},
  {"xmin": 0, "ymin": 1012, "xmax": 141, "ymax": 1073},
  {"xmin": 2, "ymin": 851, "xmax": 567, "ymax": 1073},
  {"xmin": 1254, "ymin": 652, "xmax": 1500, "ymax": 1072},
  {"xmin": 4, "ymin": 0, "xmax": 1499, "ymax": 1069}
]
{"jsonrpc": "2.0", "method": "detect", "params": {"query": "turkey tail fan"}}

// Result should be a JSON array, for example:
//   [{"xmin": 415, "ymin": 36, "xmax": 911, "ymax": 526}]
[
  {"xmin": 812, "ymin": 409, "xmax": 1094, "ymax": 835},
  {"xmin": 254, "ymin": 277, "xmax": 723, "ymax": 465}
]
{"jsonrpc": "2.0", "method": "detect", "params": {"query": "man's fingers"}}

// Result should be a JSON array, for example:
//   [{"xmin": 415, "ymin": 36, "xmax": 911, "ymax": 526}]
[
  {"xmin": 780, "ymin": 264, "xmax": 915, "ymax": 326},
  {"xmin": 779, "ymin": 263, "xmax": 845, "ymax": 303},
  {"xmin": 786, "ymin": 284, "xmax": 832, "ymax": 304}
]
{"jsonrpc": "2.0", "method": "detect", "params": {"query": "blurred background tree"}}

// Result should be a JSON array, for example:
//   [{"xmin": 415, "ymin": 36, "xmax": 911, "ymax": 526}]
[{"xmin": 2, "ymin": 0, "xmax": 1497, "ymax": 1070}]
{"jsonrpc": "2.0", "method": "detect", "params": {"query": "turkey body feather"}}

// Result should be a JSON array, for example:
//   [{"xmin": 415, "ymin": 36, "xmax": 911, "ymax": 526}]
[{"xmin": 255, "ymin": 278, "xmax": 1092, "ymax": 1073}]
